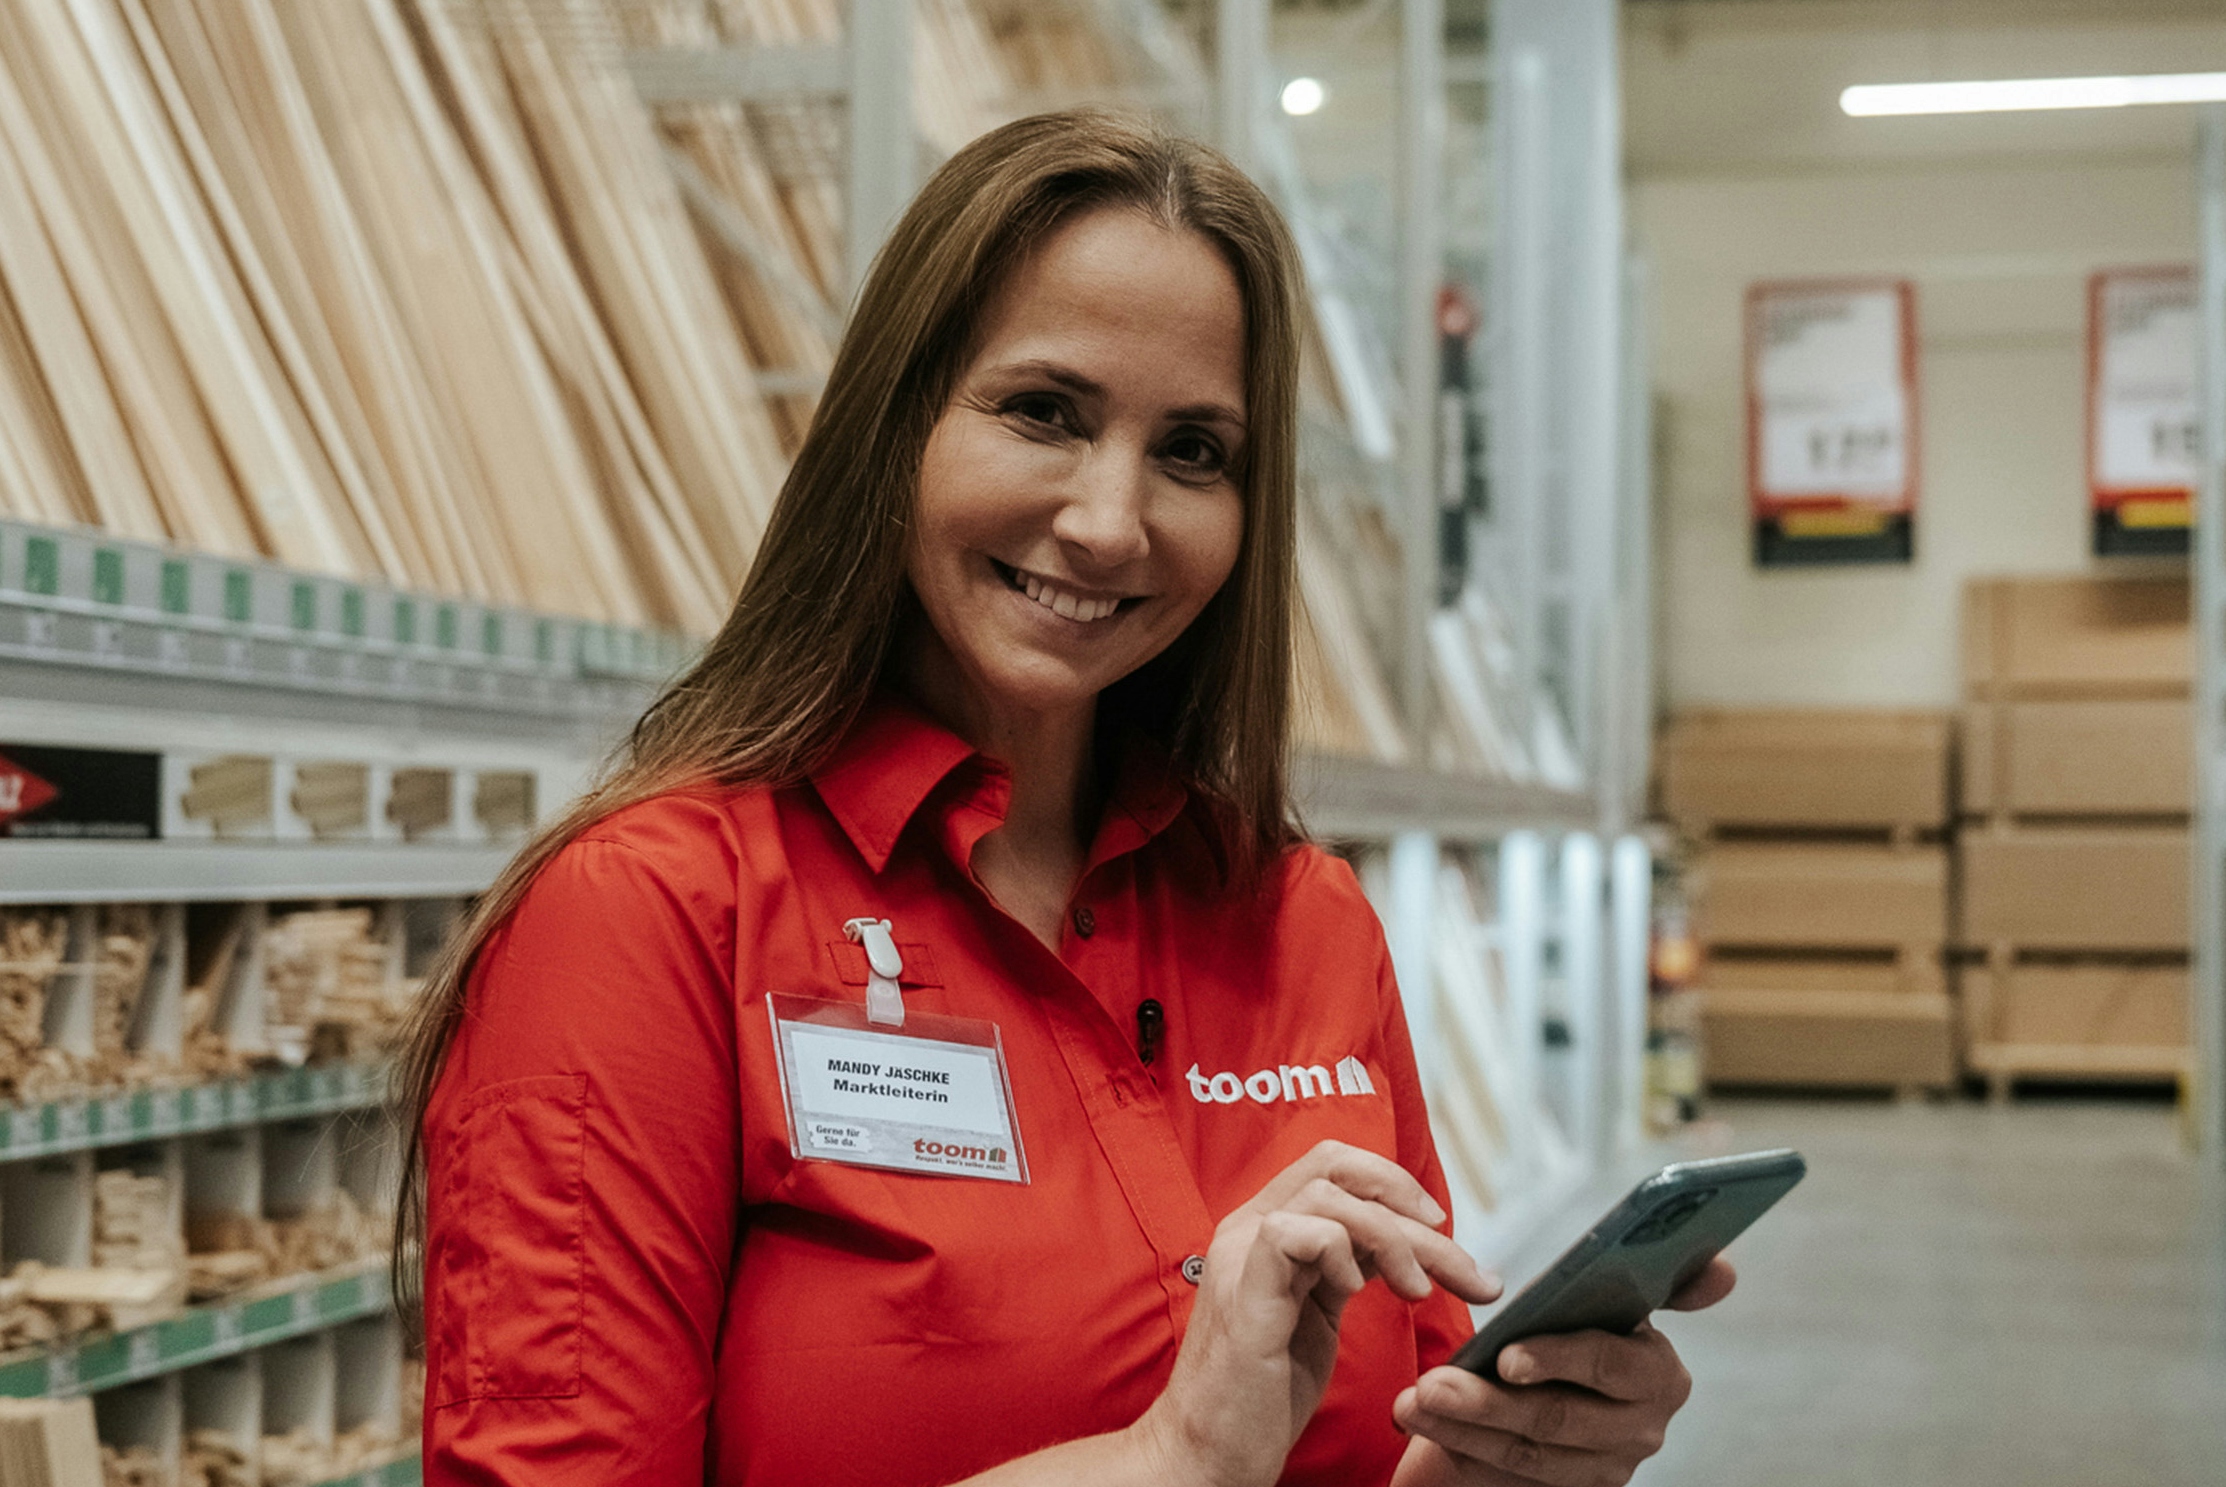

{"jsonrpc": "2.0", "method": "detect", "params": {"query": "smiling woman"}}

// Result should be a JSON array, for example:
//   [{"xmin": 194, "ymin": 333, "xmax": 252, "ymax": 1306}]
[{"xmin": 393, "ymin": 108, "xmax": 1719, "ymax": 1487}]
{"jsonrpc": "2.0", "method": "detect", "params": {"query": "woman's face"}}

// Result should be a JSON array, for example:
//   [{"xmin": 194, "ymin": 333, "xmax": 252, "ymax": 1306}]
[{"xmin": 907, "ymin": 206, "xmax": 1247, "ymax": 727}]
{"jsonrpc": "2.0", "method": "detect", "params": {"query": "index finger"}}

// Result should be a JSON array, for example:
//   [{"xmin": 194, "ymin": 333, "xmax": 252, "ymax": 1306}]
[{"xmin": 1246, "ymin": 1140, "xmax": 1447, "ymax": 1228}]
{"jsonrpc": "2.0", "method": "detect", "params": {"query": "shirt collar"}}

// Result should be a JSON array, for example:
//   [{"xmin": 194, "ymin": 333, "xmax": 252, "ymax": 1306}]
[{"xmin": 808, "ymin": 693, "xmax": 1192, "ymax": 876}]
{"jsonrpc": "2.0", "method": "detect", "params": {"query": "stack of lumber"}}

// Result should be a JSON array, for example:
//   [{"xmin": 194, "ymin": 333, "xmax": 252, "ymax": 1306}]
[
  {"xmin": 0, "ymin": 0, "xmax": 786, "ymax": 633},
  {"xmin": 0, "ymin": 1267, "xmax": 85, "ymax": 1351},
  {"xmin": 261, "ymin": 908, "xmax": 392, "ymax": 1049},
  {"xmin": 1957, "ymin": 576, "xmax": 2194, "ymax": 1096},
  {"xmin": 192, "ymin": 1189, "xmax": 381, "ymax": 1281},
  {"xmin": 93, "ymin": 1169, "xmax": 183, "ymax": 1274},
  {"xmin": 182, "ymin": 1430, "xmax": 251, "ymax": 1487},
  {"xmin": 89, "ymin": 905, "xmax": 155, "ymax": 1082},
  {"xmin": 0, "ymin": 1398, "xmax": 102, "ymax": 1487},
  {"xmin": 100, "ymin": 1444, "xmax": 162, "ymax": 1487},
  {"xmin": 1663, "ymin": 709, "xmax": 1958, "ymax": 1093},
  {"xmin": 0, "ymin": 908, "xmax": 68, "ymax": 1101},
  {"xmin": 0, "ymin": 0, "xmax": 1463, "ymax": 769},
  {"xmin": 261, "ymin": 1421, "xmax": 402, "ymax": 1487}
]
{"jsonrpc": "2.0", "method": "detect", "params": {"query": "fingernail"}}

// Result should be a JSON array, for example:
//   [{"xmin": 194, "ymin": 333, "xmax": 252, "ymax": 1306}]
[
  {"xmin": 1500, "ymin": 1350, "xmax": 1532, "ymax": 1383},
  {"xmin": 1422, "ymin": 1195, "xmax": 1447, "ymax": 1226}
]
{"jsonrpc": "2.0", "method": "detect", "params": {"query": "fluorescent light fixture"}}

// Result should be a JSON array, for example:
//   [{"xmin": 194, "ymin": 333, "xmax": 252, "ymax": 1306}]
[
  {"xmin": 1843, "ymin": 72, "xmax": 2226, "ymax": 117},
  {"xmin": 1281, "ymin": 77, "xmax": 1326, "ymax": 116}
]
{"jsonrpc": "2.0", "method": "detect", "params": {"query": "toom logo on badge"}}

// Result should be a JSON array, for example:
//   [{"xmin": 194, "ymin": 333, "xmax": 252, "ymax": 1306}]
[
  {"xmin": 1185, "ymin": 1056, "xmax": 1376, "ymax": 1106},
  {"xmin": 913, "ymin": 1139, "xmax": 1008, "ymax": 1165},
  {"xmin": 0, "ymin": 754, "xmax": 58, "ymax": 827}
]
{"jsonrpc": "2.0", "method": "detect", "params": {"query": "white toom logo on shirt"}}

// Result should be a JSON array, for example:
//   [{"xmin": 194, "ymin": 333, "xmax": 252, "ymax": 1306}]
[{"xmin": 1184, "ymin": 1057, "xmax": 1376, "ymax": 1106}]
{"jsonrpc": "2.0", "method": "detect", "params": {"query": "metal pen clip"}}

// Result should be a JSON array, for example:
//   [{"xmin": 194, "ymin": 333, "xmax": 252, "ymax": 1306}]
[{"xmin": 843, "ymin": 917, "xmax": 905, "ymax": 1028}]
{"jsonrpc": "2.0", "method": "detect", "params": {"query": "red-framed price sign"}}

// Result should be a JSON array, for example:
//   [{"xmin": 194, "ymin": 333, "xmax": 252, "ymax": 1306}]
[
  {"xmin": 2089, "ymin": 267, "xmax": 2196, "ymax": 557},
  {"xmin": 1745, "ymin": 278, "xmax": 1920, "ymax": 567}
]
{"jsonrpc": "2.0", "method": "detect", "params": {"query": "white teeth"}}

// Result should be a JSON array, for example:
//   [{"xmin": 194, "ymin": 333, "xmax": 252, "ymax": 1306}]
[{"xmin": 1013, "ymin": 568, "xmax": 1122, "ymax": 623}]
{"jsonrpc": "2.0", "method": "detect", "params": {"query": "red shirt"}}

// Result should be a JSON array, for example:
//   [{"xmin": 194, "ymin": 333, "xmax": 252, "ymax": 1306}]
[{"xmin": 423, "ymin": 698, "xmax": 1472, "ymax": 1486}]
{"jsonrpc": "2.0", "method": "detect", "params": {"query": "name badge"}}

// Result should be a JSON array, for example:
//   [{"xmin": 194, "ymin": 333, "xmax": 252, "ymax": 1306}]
[{"xmin": 769, "ymin": 994, "xmax": 1029, "ymax": 1183}]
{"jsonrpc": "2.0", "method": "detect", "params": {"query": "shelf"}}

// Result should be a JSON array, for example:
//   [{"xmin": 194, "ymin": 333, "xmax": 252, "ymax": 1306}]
[
  {"xmin": 0, "ymin": 518, "xmax": 684, "ymax": 727},
  {"xmin": 0, "ymin": 1259, "xmax": 389, "ymax": 1398},
  {"xmin": 0, "ymin": 1063, "xmax": 385, "ymax": 1162},
  {"xmin": 1294, "ymin": 752, "xmax": 1596, "ymax": 839},
  {"xmin": 0, "ymin": 839, "xmax": 511, "ymax": 904}
]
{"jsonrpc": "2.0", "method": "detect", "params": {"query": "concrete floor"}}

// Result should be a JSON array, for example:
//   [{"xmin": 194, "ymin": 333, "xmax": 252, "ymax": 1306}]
[{"xmin": 1515, "ymin": 1096, "xmax": 2226, "ymax": 1487}]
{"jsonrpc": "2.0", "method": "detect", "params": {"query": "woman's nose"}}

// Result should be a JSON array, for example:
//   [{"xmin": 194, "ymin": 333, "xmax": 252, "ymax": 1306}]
[{"xmin": 1051, "ymin": 447, "xmax": 1150, "ymax": 568}]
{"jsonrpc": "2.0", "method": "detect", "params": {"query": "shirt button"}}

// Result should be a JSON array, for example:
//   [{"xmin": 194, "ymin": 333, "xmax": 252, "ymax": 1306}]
[
  {"xmin": 1180, "ymin": 1254, "xmax": 1205, "ymax": 1286},
  {"xmin": 1072, "ymin": 905, "xmax": 1096, "ymax": 938}
]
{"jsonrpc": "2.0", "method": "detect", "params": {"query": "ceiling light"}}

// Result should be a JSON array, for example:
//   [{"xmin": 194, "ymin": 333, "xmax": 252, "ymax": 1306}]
[
  {"xmin": 1842, "ymin": 72, "xmax": 2226, "ymax": 117},
  {"xmin": 1281, "ymin": 77, "xmax": 1326, "ymax": 116}
]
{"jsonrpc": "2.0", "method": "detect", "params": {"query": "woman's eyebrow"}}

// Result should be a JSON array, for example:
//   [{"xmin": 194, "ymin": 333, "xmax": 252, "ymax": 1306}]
[{"xmin": 991, "ymin": 360, "xmax": 1245, "ymax": 431}]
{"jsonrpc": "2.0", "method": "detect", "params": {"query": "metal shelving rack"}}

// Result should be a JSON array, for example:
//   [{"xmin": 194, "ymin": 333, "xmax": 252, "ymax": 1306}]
[
  {"xmin": 1201, "ymin": 0, "xmax": 1649, "ymax": 1255},
  {"xmin": 0, "ymin": 500, "xmax": 675, "ymax": 1480}
]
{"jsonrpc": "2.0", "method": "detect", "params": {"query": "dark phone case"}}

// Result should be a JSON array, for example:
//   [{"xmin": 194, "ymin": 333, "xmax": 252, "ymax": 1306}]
[{"xmin": 1448, "ymin": 1148, "xmax": 1807, "ymax": 1378}]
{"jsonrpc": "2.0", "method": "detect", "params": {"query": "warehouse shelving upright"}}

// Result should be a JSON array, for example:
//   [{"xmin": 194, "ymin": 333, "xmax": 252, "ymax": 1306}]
[{"xmin": 2192, "ymin": 106, "xmax": 2226, "ymax": 1163}]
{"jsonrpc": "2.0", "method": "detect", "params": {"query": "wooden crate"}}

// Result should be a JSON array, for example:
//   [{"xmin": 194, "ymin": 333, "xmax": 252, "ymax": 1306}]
[
  {"xmin": 1963, "ymin": 575, "xmax": 2189, "ymax": 699},
  {"xmin": 1958, "ymin": 826, "xmax": 2187, "ymax": 953},
  {"xmin": 1701, "ymin": 986, "xmax": 1956, "ymax": 1092},
  {"xmin": 1661, "ymin": 709, "xmax": 1951, "ymax": 838},
  {"xmin": 1695, "ymin": 842, "xmax": 1947, "ymax": 955},
  {"xmin": 1959, "ymin": 958, "xmax": 2191, "ymax": 1097},
  {"xmin": 1960, "ymin": 696, "xmax": 2189, "ymax": 820}
]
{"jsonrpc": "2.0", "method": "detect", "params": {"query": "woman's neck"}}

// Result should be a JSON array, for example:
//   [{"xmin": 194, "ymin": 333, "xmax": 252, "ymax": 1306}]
[{"xmin": 897, "ymin": 638, "xmax": 1099, "ymax": 947}]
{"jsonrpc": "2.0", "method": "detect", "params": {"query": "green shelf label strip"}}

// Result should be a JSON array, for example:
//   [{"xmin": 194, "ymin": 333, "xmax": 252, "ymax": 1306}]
[
  {"xmin": 0, "ymin": 1063, "xmax": 386, "ymax": 1162},
  {"xmin": 0, "ymin": 1261, "xmax": 390, "ymax": 1399}
]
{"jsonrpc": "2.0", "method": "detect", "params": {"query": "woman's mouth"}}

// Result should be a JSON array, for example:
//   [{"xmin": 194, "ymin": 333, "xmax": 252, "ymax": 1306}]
[{"xmin": 992, "ymin": 561, "xmax": 1139, "ymax": 623}]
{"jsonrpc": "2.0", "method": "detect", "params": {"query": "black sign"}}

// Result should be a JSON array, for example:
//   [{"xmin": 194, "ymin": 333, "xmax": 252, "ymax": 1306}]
[{"xmin": 0, "ymin": 744, "xmax": 162, "ymax": 839}]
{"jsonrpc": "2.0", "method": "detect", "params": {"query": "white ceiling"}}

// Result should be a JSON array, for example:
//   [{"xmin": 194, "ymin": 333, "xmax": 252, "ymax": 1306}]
[{"xmin": 1627, "ymin": 0, "xmax": 2226, "ymax": 176}]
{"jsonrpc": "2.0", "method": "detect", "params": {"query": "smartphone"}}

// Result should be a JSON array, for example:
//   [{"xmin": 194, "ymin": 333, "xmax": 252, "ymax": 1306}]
[{"xmin": 1448, "ymin": 1148, "xmax": 1806, "ymax": 1379}]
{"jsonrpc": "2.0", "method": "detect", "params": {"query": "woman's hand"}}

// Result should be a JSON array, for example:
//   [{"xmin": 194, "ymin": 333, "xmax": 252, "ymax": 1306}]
[
  {"xmin": 1390, "ymin": 1258, "xmax": 1737, "ymax": 1487},
  {"xmin": 1131, "ymin": 1141, "xmax": 1501, "ymax": 1487}
]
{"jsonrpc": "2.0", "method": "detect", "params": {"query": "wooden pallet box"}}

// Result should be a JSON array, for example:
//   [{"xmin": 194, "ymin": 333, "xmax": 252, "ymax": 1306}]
[
  {"xmin": 1661, "ymin": 710, "xmax": 1950, "ymax": 835},
  {"xmin": 1695, "ymin": 843, "xmax": 1948, "ymax": 951},
  {"xmin": 1960, "ymin": 697, "xmax": 2190, "ymax": 818},
  {"xmin": 1979, "ymin": 962, "xmax": 2188, "ymax": 1049},
  {"xmin": 1963, "ymin": 575, "xmax": 2190, "ymax": 698},
  {"xmin": 1958, "ymin": 828, "xmax": 2188, "ymax": 951},
  {"xmin": 1701, "ymin": 987, "xmax": 1956, "ymax": 1089}
]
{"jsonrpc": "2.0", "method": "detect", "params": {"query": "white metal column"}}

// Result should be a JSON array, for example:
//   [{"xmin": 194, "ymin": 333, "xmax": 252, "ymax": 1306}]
[
  {"xmin": 1214, "ymin": 0, "xmax": 1268, "ymax": 174},
  {"xmin": 2192, "ymin": 106, "xmax": 2226, "ymax": 1160},
  {"xmin": 1557, "ymin": 834, "xmax": 1605, "ymax": 1162},
  {"xmin": 1398, "ymin": 0, "xmax": 1446, "ymax": 728},
  {"xmin": 1609, "ymin": 834, "xmax": 1652, "ymax": 1153},
  {"xmin": 1387, "ymin": 830, "xmax": 1444, "ymax": 1089},
  {"xmin": 846, "ymin": 0, "xmax": 913, "ymax": 299}
]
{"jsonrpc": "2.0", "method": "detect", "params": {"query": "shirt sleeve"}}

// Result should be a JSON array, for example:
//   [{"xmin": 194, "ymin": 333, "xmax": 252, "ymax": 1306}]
[
  {"xmin": 1372, "ymin": 930, "xmax": 1478, "ymax": 1370},
  {"xmin": 422, "ymin": 824, "xmax": 740, "ymax": 1486}
]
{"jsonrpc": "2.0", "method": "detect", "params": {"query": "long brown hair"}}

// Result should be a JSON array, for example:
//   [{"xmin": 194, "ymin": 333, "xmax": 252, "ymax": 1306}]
[{"xmin": 390, "ymin": 108, "xmax": 1305, "ymax": 1315}]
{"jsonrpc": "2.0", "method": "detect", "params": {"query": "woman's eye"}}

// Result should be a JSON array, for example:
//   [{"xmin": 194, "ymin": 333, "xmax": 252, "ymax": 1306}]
[
  {"xmin": 1163, "ymin": 432, "xmax": 1229, "ymax": 477},
  {"xmin": 1005, "ymin": 394, "xmax": 1070, "ymax": 431}
]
